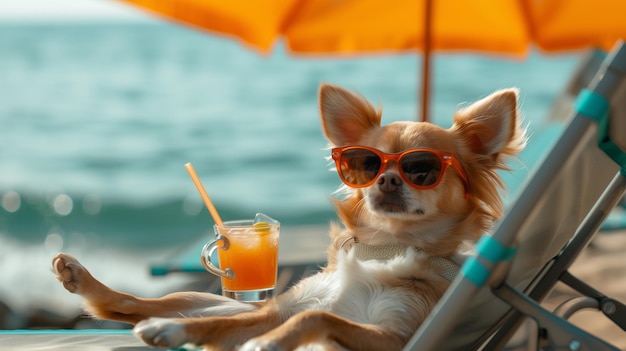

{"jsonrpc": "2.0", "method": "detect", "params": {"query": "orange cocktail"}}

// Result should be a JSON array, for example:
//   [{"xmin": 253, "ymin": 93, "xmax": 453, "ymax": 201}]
[
  {"xmin": 217, "ymin": 224, "xmax": 279, "ymax": 291},
  {"xmin": 201, "ymin": 214, "xmax": 280, "ymax": 302}
]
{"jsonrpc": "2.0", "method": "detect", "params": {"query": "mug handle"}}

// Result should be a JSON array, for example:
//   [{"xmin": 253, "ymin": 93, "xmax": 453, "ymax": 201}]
[{"xmin": 201, "ymin": 236, "xmax": 235, "ymax": 280}]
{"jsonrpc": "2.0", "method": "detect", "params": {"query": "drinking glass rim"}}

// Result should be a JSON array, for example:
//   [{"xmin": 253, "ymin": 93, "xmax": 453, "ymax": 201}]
[{"xmin": 214, "ymin": 219, "xmax": 280, "ymax": 230}]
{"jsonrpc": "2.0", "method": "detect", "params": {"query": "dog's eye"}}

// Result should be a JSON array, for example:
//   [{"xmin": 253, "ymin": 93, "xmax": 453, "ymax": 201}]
[
  {"xmin": 402, "ymin": 154, "xmax": 442, "ymax": 186},
  {"xmin": 361, "ymin": 156, "xmax": 381, "ymax": 172},
  {"xmin": 403, "ymin": 157, "xmax": 438, "ymax": 173},
  {"xmin": 344, "ymin": 151, "xmax": 381, "ymax": 172},
  {"xmin": 404, "ymin": 161, "xmax": 434, "ymax": 174}
]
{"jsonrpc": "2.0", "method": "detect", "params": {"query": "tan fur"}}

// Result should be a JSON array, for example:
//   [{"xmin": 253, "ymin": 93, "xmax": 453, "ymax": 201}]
[{"xmin": 52, "ymin": 83, "xmax": 525, "ymax": 351}]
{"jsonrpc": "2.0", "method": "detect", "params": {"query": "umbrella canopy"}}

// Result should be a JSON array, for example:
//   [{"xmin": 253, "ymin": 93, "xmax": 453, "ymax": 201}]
[{"xmin": 119, "ymin": 0, "xmax": 626, "ymax": 120}]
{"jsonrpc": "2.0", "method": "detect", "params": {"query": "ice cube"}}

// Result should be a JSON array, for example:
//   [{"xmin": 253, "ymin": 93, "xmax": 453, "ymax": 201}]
[{"xmin": 254, "ymin": 213, "xmax": 278, "ymax": 225}]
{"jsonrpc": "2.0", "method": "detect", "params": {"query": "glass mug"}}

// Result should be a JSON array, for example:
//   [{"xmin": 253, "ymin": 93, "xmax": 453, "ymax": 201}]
[{"xmin": 201, "ymin": 213, "xmax": 280, "ymax": 302}]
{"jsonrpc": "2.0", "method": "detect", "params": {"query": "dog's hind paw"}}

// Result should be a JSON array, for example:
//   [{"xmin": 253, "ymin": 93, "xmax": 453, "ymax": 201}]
[
  {"xmin": 240, "ymin": 339, "xmax": 284, "ymax": 351},
  {"xmin": 134, "ymin": 318, "xmax": 188, "ymax": 349}
]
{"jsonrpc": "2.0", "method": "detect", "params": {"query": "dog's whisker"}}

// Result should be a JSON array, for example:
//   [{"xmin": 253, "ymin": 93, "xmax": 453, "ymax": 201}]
[{"xmin": 355, "ymin": 196, "xmax": 368, "ymax": 222}]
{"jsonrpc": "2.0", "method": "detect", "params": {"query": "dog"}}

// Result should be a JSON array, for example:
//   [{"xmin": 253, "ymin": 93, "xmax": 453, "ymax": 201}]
[{"xmin": 52, "ymin": 83, "xmax": 525, "ymax": 350}]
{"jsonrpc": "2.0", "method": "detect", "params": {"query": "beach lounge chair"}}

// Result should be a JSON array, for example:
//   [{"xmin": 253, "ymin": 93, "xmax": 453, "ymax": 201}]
[
  {"xmin": 503, "ymin": 46, "xmax": 625, "ymax": 232},
  {"xmin": 543, "ymin": 48, "xmax": 626, "ymax": 232},
  {"xmin": 404, "ymin": 40, "xmax": 626, "ymax": 351}
]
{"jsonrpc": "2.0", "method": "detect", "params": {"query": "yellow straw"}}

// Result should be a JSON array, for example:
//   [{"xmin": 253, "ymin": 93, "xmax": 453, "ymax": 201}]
[{"xmin": 184, "ymin": 162, "xmax": 224, "ymax": 227}]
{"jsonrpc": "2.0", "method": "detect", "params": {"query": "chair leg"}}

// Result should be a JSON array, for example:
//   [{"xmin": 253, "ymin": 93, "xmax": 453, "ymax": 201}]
[
  {"xmin": 492, "ymin": 283, "xmax": 620, "ymax": 351},
  {"xmin": 553, "ymin": 296, "xmax": 599, "ymax": 320},
  {"xmin": 560, "ymin": 271, "xmax": 626, "ymax": 331}
]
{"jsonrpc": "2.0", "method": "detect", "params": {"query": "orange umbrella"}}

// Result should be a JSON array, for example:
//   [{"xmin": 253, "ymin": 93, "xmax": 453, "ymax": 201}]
[{"xmin": 119, "ymin": 0, "xmax": 626, "ymax": 121}]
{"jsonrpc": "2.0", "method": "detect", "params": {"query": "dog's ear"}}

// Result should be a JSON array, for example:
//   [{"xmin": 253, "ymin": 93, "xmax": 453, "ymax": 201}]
[
  {"xmin": 452, "ymin": 88, "xmax": 522, "ymax": 156},
  {"xmin": 319, "ymin": 84, "xmax": 381, "ymax": 146}
]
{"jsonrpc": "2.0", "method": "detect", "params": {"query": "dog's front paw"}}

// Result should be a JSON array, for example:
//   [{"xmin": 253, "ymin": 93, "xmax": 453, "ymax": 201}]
[
  {"xmin": 240, "ymin": 338, "xmax": 284, "ymax": 351},
  {"xmin": 134, "ymin": 318, "xmax": 189, "ymax": 349},
  {"xmin": 52, "ymin": 253, "xmax": 94, "ymax": 294}
]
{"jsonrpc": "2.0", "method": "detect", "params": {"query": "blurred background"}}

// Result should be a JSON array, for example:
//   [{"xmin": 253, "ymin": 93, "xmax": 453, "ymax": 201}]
[{"xmin": 0, "ymin": 0, "xmax": 585, "ymax": 329}]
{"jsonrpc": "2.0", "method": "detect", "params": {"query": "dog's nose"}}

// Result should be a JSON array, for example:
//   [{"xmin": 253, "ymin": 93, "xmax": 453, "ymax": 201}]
[{"xmin": 377, "ymin": 172, "xmax": 403, "ymax": 192}]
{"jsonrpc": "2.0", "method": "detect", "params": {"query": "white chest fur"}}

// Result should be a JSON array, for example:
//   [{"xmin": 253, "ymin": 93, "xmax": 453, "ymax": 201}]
[{"xmin": 281, "ymin": 248, "xmax": 445, "ymax": 339}]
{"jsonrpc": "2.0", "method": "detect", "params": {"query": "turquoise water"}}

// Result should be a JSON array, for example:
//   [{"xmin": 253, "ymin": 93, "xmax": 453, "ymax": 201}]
[{"xmin": 0, "ymin": 22, "xmax": 580, "ymax": 316}]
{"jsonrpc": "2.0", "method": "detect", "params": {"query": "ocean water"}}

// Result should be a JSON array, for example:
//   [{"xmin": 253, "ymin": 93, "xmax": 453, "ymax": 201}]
[{"xmin": 0, "ymin": 22, "xmax": 580, "ymax": 320}]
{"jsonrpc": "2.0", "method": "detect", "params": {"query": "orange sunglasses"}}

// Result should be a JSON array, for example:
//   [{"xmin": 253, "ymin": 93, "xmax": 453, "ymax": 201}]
[{"xmin": 331, "ymin": 146, "xmax": 469, "ymax": 198}]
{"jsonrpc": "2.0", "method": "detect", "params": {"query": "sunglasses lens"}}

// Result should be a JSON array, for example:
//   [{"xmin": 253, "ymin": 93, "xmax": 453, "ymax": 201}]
[
  {"xmin": 339, "ymin": 149, "xmax": 381, "ymax": 186},
  {"xmin": 401, "ymin": 151, "xmax": 442, "ymax": 186}
]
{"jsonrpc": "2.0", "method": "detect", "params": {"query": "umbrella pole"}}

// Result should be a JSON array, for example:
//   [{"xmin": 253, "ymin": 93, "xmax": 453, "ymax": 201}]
[{"xmin": 420, "ymin": 0, "xmax": 433, "ymax": 122}]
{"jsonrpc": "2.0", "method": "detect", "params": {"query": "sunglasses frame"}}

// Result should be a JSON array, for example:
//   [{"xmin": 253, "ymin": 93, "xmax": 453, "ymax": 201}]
[{"xmin": 331, "ymin": 145, "xmax": 470, "ymax": 197}]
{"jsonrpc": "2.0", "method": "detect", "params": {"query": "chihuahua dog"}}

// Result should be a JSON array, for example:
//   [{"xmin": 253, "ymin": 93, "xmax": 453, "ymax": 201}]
[{"xmin": 53, "ymin": 83, "xmax": 525, "ymax": 350}]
